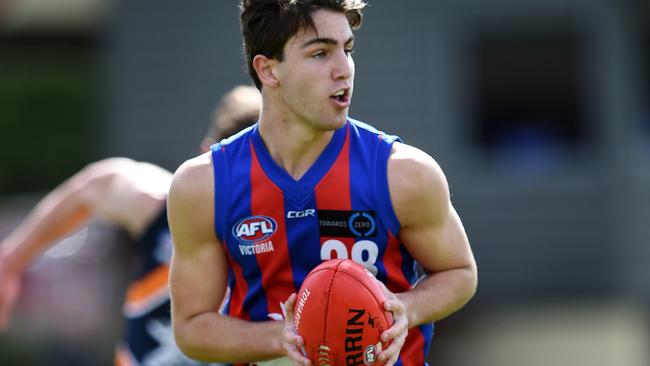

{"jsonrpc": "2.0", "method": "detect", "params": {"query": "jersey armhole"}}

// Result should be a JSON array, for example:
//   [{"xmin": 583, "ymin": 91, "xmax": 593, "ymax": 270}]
[
  {"xmin": 211, "ymin": 143, "xmax": 230, "ymax": 243},
  {"xmin": 372, "ymin": 135, "xmax": 402, "ymax": 236}
]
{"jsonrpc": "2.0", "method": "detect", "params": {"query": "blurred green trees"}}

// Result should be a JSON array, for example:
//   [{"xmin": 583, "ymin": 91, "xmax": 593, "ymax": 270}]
[{"xmin": 0, "ymin": 35, "xmax": 99, "ymax": 195}]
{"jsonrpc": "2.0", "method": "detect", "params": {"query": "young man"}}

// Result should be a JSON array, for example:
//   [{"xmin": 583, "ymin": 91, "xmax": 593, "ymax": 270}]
[
  {"xmin": 168, "ymin": 1, "xmax": 477, "ymax": 366},
  {"xmin": 0, "ymin": 85, "xmax": 261, "ymax": 366}
]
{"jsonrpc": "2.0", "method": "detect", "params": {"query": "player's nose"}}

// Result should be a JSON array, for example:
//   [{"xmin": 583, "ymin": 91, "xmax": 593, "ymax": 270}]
[{"xmin": 332, "ymin": 49, "xmax": 353, "ymax": 81}]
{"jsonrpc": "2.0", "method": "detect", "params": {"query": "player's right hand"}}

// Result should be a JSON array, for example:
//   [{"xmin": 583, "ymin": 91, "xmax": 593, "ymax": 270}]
[
  {"xmin": 281, "ymin": 293, "xmax": 311, "ymax": 366},
  {"xmin": 0, "ymin": 258, "xmax": 22, "ymax": 331},
  {"xmin": 375, "ymin": 279, "xmax": 408, "ymax": 366}
]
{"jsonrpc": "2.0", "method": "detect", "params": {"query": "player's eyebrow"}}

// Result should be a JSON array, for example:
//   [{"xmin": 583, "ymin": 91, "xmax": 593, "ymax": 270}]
[{"xmin": 301, "ymin": 35, "xmax": 354, "ymax": 48}]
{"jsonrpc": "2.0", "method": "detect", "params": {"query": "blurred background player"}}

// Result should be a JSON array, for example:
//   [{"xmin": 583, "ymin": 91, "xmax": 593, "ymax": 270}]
[{"xmin": 0, "ymin": 85, "xmax": 261, "ymax": 366}]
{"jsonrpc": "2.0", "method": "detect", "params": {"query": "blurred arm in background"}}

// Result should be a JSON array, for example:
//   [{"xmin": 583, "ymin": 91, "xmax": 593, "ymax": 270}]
[
  {"xmin": 0, "ymin": 84, "xmax": 261, "ymax": 366},
  {"xmin": 0, "ymin": 157, "xmax": 172, "ymax": 330}
]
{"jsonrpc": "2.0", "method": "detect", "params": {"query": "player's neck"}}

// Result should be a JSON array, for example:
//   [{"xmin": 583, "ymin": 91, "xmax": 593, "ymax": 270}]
[{"xmin": 258, "ymin": 113, "xmax": 335, "ymax": 181}]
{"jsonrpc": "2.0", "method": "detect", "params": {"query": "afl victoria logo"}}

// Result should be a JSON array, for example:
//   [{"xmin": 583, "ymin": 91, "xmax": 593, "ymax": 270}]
[{"xmin": 232, "ymin": 215, "xmax": 277, "ymax": 243}]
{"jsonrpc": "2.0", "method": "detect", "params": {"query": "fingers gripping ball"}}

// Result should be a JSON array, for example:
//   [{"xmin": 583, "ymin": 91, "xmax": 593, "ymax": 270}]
[{"xmin": 293, "ymin": 259, "xmax": 393, "ymax": 366}]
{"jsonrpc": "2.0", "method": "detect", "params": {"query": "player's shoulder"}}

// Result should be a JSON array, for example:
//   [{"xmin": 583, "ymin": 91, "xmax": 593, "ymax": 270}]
[
  {"xmin": 169, "ymin": 152, "xmax": 213, "ymax": 202},
  {"xmin": 81, "ymin": 157, "xmax": 172, "ymax": 182},
  {"xmin": 348, "ymin": 118, "xmax": 400, "ymax": 143},
  {"xmin": 388, "ymin": 142, "xmax": 449, "ymax": 212},
  {"xmin": 390, "ymin": 142, "xmax": 444, "ymax": 180},
  {"xmin": 167, "ymin": 152, "xmax": 216, "ymax": 247},
  {"xmin": 72, "ymin": 158, "xmax": 171, "ymax": 233},
  {"xmin": 80, "ymin": 157, "xmax": 135, "ymax": 180}
]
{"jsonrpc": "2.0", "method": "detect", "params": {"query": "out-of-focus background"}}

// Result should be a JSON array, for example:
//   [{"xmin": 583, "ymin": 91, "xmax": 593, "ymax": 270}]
[{"xmin": 1, "ymin": 0, "xmax": 649, "ymax": 365}]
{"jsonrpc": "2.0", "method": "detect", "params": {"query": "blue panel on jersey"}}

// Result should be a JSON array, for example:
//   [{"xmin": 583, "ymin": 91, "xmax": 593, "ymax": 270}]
[
  {"xmin": 284, "ymin": 195, "xmax": 322, "ymax": 290},
  {"xmin": 349, "ymin": 121, "xmax": 387, "ymax": 282},
  {"xmin": 214, "ymin": 128, "xmax": 269, "ymax": 321}
]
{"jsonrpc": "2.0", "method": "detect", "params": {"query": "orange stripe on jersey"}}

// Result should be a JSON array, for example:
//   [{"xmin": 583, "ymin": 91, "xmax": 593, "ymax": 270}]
[
  {"xmin": 401, "ymin": 326, "xmax": 426, "ymax": 366},
  {"xmin": 123, "ymin": 264, "xmax": 169, "ymax": 317},
  {"xmin": 380, "ymin": 231, "xmax": 427, "ymax": 366},
  {"xmin": 315, "ymin": 127, "xmax": 350, "ymax": 209},
  {"xmin": 225, "ymin": 243, "xmax": 250, "ymax": 320},
  {"xmin": 383, "ymin": 230, "xmax": 411, "ymax": 292},
  {"xmin": 250, "ymin": 144, "xmax": 294, "ymax": 317}
]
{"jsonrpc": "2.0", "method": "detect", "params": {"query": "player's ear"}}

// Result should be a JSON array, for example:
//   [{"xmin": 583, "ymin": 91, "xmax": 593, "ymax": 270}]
[{"xmin": 253, "ymin": 54, "xmax": 280, "ymax": 88}]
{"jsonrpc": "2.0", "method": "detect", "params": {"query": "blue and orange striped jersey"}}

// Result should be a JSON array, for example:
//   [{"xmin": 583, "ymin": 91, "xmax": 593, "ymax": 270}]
[
  {"xmin": 116, "ymin": 207, "xmax": 215, "ymax": 366},
  {"xmin": 211, "ymin": 119, "xmax": 433, "ymax": 366}
]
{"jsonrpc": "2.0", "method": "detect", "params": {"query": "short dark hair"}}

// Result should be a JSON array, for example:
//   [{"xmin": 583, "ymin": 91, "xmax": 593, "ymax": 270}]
[{"xmin": 240, "ymin": 0, "xmax": 367, "ymax": 89}]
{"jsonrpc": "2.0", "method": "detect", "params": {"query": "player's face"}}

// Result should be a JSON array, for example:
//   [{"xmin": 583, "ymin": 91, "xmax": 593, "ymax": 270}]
[{"xmin": 274, "ymin": 9, "xmax": 355, "ymax": 131}]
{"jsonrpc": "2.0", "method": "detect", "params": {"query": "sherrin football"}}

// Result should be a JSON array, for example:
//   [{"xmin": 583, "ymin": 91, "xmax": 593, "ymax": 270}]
[{"xmin": 293, "ymin": 259, "xmax": 393, "ymax": 366}]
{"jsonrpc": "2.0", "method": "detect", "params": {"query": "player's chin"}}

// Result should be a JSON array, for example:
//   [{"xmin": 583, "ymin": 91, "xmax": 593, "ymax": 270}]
[{"xmin": 327, "ymin": 113, "xmax": 349, "ymax": 130}]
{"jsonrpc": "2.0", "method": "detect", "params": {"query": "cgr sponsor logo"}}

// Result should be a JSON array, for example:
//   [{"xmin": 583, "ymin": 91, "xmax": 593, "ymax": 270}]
[
  {"xmin": 232, "ymin": 215, "xmax": 277, "ymax": 243},
  {"xmin": 287, "ymin": 209, "xmax": 315, "ymax": 219}
]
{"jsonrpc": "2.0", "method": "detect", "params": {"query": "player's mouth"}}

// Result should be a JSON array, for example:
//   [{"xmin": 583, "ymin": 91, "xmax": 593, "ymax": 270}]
[{"xmin": 330, "ymin": 88, "xmax": 351, "ymax": 108}]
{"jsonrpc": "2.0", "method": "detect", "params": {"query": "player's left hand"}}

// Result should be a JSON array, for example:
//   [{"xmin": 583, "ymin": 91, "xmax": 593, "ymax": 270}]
[{"xmin": 376, "ymin": 282, "xmax": 408, "ymax": 366}]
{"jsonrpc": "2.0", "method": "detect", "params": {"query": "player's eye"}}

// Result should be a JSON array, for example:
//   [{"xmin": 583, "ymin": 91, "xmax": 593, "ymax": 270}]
[
  {"xmin": 345, "ymin": 41, "xmax": 355, "ymax": 56},
  {"xmin": 312, "ymin": 50, "xmax": 326, "ymax": 58}
]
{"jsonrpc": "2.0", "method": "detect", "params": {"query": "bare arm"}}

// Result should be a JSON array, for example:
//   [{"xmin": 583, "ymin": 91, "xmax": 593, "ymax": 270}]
[
  {"xmin": 0, "ymin": 157, "xmax": 170, "ymax": 329},
  {"xmin": 389, "ymin": 142, "xmax": 477, "ymax": 326},
  {"xmin": 168, "ymin": 153, "xmax": 286, "ymax": 363}
]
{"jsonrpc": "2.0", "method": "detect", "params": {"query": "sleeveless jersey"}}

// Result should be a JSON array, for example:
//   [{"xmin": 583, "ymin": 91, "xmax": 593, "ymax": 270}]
[
  {"xmin": 115, "ymin": 206, "xmax": 216, "ymax": 366},
  {"xmin": 211, "ymin": 119, "xmax": 434, "ymax": 366}
]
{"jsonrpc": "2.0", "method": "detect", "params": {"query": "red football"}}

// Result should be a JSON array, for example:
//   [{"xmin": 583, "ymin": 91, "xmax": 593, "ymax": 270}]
[{"xmin": 293, "ymin": 259, "xmax": 393, "ymax": 366}]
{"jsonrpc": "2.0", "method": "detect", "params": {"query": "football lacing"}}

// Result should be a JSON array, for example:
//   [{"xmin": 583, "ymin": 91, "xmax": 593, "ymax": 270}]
[{"xmin": 316, "ymin": 344, "xmax": 334, "ymax": 366}]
